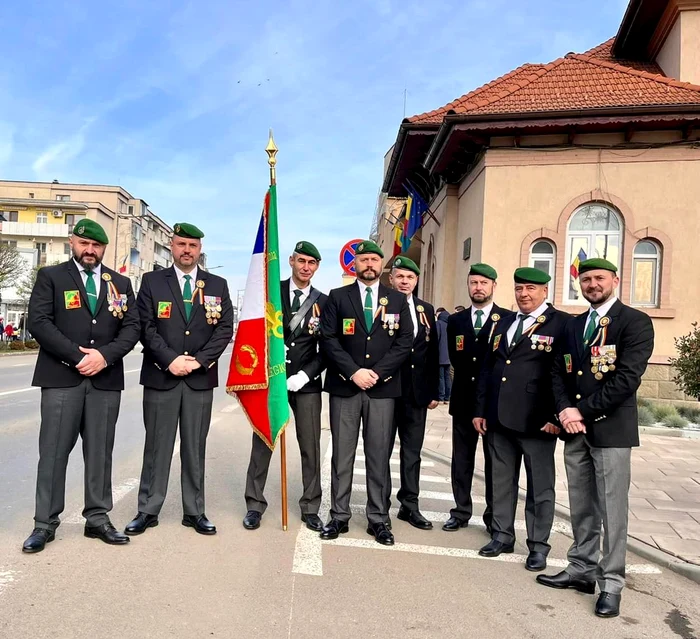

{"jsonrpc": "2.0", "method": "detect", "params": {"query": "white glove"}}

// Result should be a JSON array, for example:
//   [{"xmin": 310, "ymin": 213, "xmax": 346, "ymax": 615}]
[{"xmin": 287, "ymin": 371, "xmax": 310, "ymax": 392}]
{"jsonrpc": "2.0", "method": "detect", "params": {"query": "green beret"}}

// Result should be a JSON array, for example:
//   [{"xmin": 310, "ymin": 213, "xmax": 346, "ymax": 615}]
[
  {"xmin": 294, "ymin": 240, "xmax": 321, "ymax": 261},
  {"xmin": 514, "ymin": 267, "xmax": 551, "ymax": 284},
  {"xmin": 173, "ymin": 222, "xmax": 204, "ymax": 239},
  {"xmin": 355, "ymin": 240, "xmax": 384, "ymax": 258},
  {"xmin": 72, "ymin": 219, "xmax": 109, "ymax": 245},
  {"xmin": 469, "ymin": 263, "xmax": 497, "ymax": 281},
  {"xmin": 578, "ymin": 258, "xmax": 618, "ymax": 275},
  {"xmin": 393, "ymin": 255, "xmax": 420, "ymax": 275}
]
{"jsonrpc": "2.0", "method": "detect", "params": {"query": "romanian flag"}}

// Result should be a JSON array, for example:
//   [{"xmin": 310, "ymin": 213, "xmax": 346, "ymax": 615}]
[
  {"xmin": 226, "ymin": 185, "xmax": 289, "ymax": 449},
  {"xmin": 392, "ymin": 219, "xmax": 404, "ymax": 257},
  {"xmin": 570, "ymin": 248, "xmax": 587, "ymax": 279},
  {"xmin": 118, "ymin": 254, "xmax": 128, "ymax": 274}
]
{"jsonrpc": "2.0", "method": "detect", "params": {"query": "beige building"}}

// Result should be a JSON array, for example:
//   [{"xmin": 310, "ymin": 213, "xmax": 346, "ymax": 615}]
[{"xmin": 377, "ymin": 0, "xmax": 700, "ymax": 400}]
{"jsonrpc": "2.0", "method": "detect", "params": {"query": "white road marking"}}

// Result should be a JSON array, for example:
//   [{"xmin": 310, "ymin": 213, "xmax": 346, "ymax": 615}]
[
  {"xmin": 0, "ymin": 387, "xmax": 38, "ymax": 397},
  {"xmin": 321, "ymin": 538, "xmax": 661, "ymax": 574},
  {"xmin": 125, "ymin": 368, "xmax": 140, "ymax": 374},
  {"xmin": 351, "ymin": 484, "xmax": 472, "ymax": 503},
  {"xmin": 354, "ymin": 468, "xmax": 450, "ymax": 484},
  {"xmin": 355, "ymin": 455, "xmax": 435, "ymax": 468},
  {"xmin": 220, "ymin": 403, "xmax": 240, "ymax": 413}
]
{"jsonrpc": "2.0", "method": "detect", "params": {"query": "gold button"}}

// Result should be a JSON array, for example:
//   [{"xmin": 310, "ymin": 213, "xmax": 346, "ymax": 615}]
[
  {"xmin": 365, "ymin": 354, "xmax": 370, "ymax": 359},
  {"xmin": 411, "ymin": 365, "xmax": 415, "ymax": 369},
  {"xmin": 576, "ymin": 394, "xmax": 582, "ymax": 400},
  {"xmin": 291, "ymin": 342, "xmax": 295, "ymax": 347},
  {"xmin": 92, "ymin": 319, "xmax": 97, "ymax": 325},
  {"xmin": 184, "ymin": 351, "xmax": 189, "ymax": 355},
  {"xmin": 577, "ymin": 371, "xmax": 583, "ymax": 376},
  {"xmin": 502, "ymin": 377, "xmax": 507, "ymax": 382},
  {"xmin": 411, "ymin": 348, "xmax": 414, "ymax": 353},
  {"xmin": 185, "ymin": 330, "xmax": 190, "ymax": 336},
  {"xmin": 473, "ymin": 357, "xmax": 477, "ymax": 362},
  {"xmin": 506, "ymin": 360, "xmax": 511, "ymax": 365},
  {"xmin": 471, "ymin": 377, "xmax": 475, "ymax": 382},
  {"xmin": 367, "ymin": 336, "xmax": 371, "ymax": 341}
]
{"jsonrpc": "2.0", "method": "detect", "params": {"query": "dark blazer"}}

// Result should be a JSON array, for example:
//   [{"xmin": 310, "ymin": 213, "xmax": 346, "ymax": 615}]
[
  {"xmin": 28, "ymin": 260, "xmax": 140, "ymax": 390},
  {"xmin": 137, "ymin": 266, "xmax": 234, "ymax": 390},
  {"xmin": 552, "ymin": 299, "xmax": 654, "ymax": 448},
  {"xmin": 400, "ymin": 297, "xmax": 439, "ymax": 407},
  {"xmin": 281, "ymin": 278, "xmax": 328, "ymax": 394},
  {"xmin": 447, "ymin": 304, "xmax": 513, "ymax": 421},
  {"xmin": 476, "ymin": 305, "xmax": 571, "ymax": 436},
  {"xmin": 321, "ymin": 282, "xmax": 413, "ymax": 398}
]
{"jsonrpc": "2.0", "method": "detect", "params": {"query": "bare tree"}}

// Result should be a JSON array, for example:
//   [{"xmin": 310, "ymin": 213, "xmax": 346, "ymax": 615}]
[{"xmin": 0, "ymin": 244, "xmax": 26, "ymax": 289}]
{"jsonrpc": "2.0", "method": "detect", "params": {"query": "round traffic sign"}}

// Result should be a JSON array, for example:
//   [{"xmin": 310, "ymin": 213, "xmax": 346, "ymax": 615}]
[{"xmin": 339, "ymin": 239, "xmax": 363, "ymax": 276}]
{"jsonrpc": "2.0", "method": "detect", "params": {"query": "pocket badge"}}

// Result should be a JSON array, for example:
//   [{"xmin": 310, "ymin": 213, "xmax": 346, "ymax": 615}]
[
  {"xmin": 64, "ymin": 290, "xmax": 81, "ymax": 310},
  {"xmin": 157, "ymin": 301, "xmax": 172, "ymax": 319},
  {"xmin": 343, "ymin": 319, "xmax": 355, "ymax": 335},
  {"xmin": 456, "ymin": 335, "xmax": 464, "ymax": 351}
]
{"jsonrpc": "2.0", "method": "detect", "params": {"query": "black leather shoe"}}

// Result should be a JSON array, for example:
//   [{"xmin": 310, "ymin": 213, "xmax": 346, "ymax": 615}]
[
  {"xmin": 182, "ymin": 514, "xmax": 217, "ymax": 535},
  {"xmin": 125, "ymin": 512, "xmax": 159, "ymax": 536},
  {"xmin": 301, "ymin": 513, "xmax": 323, "ymax": 532},
  {"xmin": 478, "ymin": 539, "xmax": 514, "ymax": 557},
  {"xmin": 595, "ymin": 592, "xmax": 621, "ymax": 618},
  {"xmin": 442, "ymin": 516, "xmax": 468, "ymax": 531},
  {"xmin": 525, "ymin": 551, "xmax": 547, "ymax": 572},
  {"xmin": 397, "ymin": 506, "xmax": 433, "ymax": 530},
  {"xmin": 243, "ymin": 510, "xmax": 262, "ymax": 530},
  {"xmin": 367, "ymin": 522, "xmax": 395, "ymax": 546},
  {"xmin": 536, "ymin": 570, "xmax": 596, "ymax": 594},
  {"xmin": 84, "ymin": 522, "xmax": 130, "ymax": 545},
  {"xmin": 320, "ymin": 519, "xmax": 349, "ymax": 540},
  {"xmin": 22, "ymin": 528, "xmax": 55, "ymax": 553}
]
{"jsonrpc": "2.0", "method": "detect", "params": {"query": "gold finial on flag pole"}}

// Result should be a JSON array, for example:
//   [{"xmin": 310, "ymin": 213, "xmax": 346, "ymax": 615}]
[{"xmin": 266, "ymin": 129, "xmax": 278, "ymax": 186}]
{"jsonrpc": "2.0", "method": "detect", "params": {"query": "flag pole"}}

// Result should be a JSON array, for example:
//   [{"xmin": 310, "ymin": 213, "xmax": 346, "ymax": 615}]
[{"xmin": 266, "ymin": 129, "xmax": 288, "ymax": 532}]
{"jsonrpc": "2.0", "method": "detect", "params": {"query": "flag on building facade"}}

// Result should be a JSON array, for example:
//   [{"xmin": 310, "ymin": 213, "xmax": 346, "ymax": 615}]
[
  {"xmin": 226, "ymin": 185, "xmax": 289, "ymax": 450},
  {"xmin": 570, "ymin": 247, "xmax": 588, "ymax": 279},
  {"xmin": 118, "ymin": 254, "xmax": 128, "ymax": 274},
  {"xmin": 401, "ymin": 182, "xmax": 429, "ymax": 252}
]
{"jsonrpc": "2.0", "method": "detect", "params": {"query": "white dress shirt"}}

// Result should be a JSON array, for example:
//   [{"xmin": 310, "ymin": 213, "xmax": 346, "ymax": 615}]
[
  {"xmin": 357, "ymin": 279, "xmax": 380, "ymax": 318},
  {"xmin": 407, "ymin": 294, "xmax": 419, "ymax": 338},
  {"xmin": 173, "ymin": 265, "xmax": 199, "ymax": 295},
  {"xmin": 290, "ymin": 279, "xmax": 311, "ymax": 309},
  {"xmin": 471, "ymin": 302, "xmax": 494, "ymax": 332},
  {"xmin": 506, "ymin": 301, "xmax": 550, "ymax": 345},
  {"xmin": 73, "ymin": 259, "xmax": 101, "ymax": 299},
  {"xmin": 584, "ymin": 296, "xmax": 618, "ymax": 337}
]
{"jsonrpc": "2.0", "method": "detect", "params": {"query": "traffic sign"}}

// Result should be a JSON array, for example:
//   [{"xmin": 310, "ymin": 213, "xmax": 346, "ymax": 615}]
[{"xmin": 339, "ymin": 239, "xmax": 363, "ymax": 276}]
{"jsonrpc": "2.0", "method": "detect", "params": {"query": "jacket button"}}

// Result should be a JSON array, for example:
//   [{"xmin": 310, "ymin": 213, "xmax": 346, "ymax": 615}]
[
  {"xmin": 473, "ymin": 357, "xmax": 477, "ymax": 362},
  {"xmin": 365, "ymin": 354, "xmax": 370, "ymax": 359},
  {"xmin": 92, "ymin": 319, "xmax": 97, "ymax": 324},
  {"xmin": 185, "ymin": 330, "xmax": 190, "ymax": 336},
  {"xmin": 90, "ymin": 340, "xmax": 95, "ymax": 345},
  {"xmin": 471, "ymin": 377, "xmax": 475, "ymax": 382},
  {"xmin": 502, "ymin": 377, "xmax": 507, "ymax": 382},
  {"xmin": 411, "ymin": 348, "xmax": 415, "ymax": 353},
  {"xmin": 506, "ymin": 360, "xmax": 511, "ymax": 365},
  {"xmin": 577, "ymin": 371, "xmax": 583, "ymax": 376},
  {"xmin": 184, "ymin": 351, "xmax": 189, "ymax": 355},
  {"xmin": 576, "ymin": 394, "xmax": 582, "ymax": 400},
  {"xmin": 367, "ymin": 336, "xmax": 371, "ymax": 341},
  {"xmin": 411, "ymin": 365, "xmax": 415, "ymax": 369},
  {"xmin": 291, "ymin": 342, "xmax": 295, "ymax": 347}
]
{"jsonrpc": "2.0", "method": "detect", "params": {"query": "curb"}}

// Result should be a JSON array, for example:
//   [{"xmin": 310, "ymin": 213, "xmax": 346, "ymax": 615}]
[
  {"xmin": 422, "ymin": 447, "xmax": 700, "ymax": 586},
  {"xmin": 0, "ymin": 350, "xmax": 38, "ymax": 358}
]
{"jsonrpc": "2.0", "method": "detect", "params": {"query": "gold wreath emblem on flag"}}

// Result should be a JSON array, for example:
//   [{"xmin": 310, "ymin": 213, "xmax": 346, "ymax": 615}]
[
  {"xmin": 266, "ymin": 302, "xmax": 284, "ymax": 339},
  {"xmin": 235, "ymin": 345, "xmax": 259, "ymax": 375}
]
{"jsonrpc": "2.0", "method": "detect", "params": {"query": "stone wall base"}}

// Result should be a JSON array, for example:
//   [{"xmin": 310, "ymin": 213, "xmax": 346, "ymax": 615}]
[{"xmin": 639, "ymin": 363, "xmax": 698, "ymax": 406}]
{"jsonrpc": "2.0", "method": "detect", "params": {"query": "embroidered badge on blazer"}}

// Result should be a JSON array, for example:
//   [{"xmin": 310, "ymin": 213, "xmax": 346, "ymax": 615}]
[
  {"xmin": 157, "ymin": 301, "xmax": 172, "ymax": 319},
  {"xmin": 64, "ymin": 290, "xmax": 81, "ymax": 310},
  {"xmin": 564, "ymin": 354, "xmax": 573, "ymax": 374},
  {"xmin": 456, "ymin": 335, "xmax": 464, "ymax": 351},
  {"xmin": 493, "ymin": 334, "xmax": 502, "ymax": 351},
  {"xmin": 343, "ymin": 319, "xmax": 355, "ymax": 335}
]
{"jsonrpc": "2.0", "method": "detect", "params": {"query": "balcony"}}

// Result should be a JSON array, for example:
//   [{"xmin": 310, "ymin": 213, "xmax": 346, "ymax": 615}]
[{"xmin": 0, "ymin": 222, "xmax": 69, "ymax": 238}]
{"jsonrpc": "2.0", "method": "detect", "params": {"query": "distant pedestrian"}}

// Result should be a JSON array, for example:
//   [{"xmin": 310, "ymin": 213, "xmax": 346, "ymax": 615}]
[
  {"xmin": 0, "ymin": 317, "xmax": 5, "ymax": 341},
  {"xmin": 455, "ymin": 305, "xmax": 466, "ymax": 313},
  {"xmin": 435, "ymin": 308, "xmax": 451, "ymax": 403},
  {"xmin": 5, "ymin": 323, "xmax": 14, "ymax": 341}
]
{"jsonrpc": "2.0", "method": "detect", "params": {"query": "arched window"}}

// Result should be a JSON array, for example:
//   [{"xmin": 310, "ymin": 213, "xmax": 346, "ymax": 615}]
[
  {"xmin": 529, "ymin": 240, "xmax": 556, "ymax": 300},
  {"xmin": 632, "ymin": 240, "xmax": 661, "ymax": 307},
  {"xmin": 566, "ymin": 203, "xmax": 623, "ymax": 303}
]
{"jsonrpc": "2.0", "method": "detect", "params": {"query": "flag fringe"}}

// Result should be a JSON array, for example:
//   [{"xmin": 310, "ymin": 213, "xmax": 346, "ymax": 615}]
[{"xmin": 233, "ymin": 394, "xmax": 290, "ymax": 452}]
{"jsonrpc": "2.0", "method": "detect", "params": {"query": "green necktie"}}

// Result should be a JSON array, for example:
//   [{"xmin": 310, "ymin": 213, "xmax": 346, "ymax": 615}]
[
  {"xmin": 183, "ymin": 274, "xmax": 193, "ymax": 321},
  {"xmin": 85, "ymin": 270, "xmax": 97, "ymax": 316},
  {"xmin": 291, "ymin": 289, "xmax": 303, "ymax": 313},
  {"xmin": 583, "ymin": 310, "xmax": 599, "ymax": 345},
  {"xmin": 511, "ymin": 313, "xmax": 527, "ymax": 347},
  {"xmin": 474, "ymin": 309, "xmax": 484, "ymax": 334},
  {"xmin": 364, "ymin": 286, "xmax": 374, "ymax": 331}
]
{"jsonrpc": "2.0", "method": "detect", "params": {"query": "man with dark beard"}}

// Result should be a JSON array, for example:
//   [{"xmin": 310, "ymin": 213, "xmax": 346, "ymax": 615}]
[
  {"xmin": 22, "ymin": 219, "xmax": 140, "ymax": 553},
  {"xmin": 538, "ymin": 259, "xmax": 654, "ymax": 619},
  {"xmin": 320, "ymin": 240, "xmax": 412, "ymax": 545},
  {"xmin": 444, "ymin": 263, "xmax": 511, "ymax": 533}
]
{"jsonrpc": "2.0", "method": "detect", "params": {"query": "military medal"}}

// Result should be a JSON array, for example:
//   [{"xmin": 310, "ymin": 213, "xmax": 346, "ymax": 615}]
[
  {"xmin": 102, "ymin": 273, "xmax": 112, "ymax": 282},
  {"xmin": 595, "ymin": 372, "xmax": 604, "ymax": 380}
]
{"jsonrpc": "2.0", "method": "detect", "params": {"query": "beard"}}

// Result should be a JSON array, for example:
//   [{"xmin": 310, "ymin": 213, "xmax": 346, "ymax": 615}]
[
  {"xmin": 74, "ymin": 251, "xmax": 102, "ymax": 269},
  {"xmin": 358, "ymin": 267, "xmax": 379, "ymax": 282},
  {"xmin": 469, "ymin": 291, "xmax": 492, "ymax": 304}
]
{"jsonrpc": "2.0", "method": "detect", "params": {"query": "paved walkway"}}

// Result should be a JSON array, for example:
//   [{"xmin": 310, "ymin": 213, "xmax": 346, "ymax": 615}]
[{"xmin": 422, "ymin": 405, "xmax": 700, "ymax": 568}]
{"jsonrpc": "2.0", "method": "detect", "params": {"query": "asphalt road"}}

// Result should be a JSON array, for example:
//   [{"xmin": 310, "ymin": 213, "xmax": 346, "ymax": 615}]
[{"xmin": 1, "ymin": 351, "xmax": 699, "ymax": 639}]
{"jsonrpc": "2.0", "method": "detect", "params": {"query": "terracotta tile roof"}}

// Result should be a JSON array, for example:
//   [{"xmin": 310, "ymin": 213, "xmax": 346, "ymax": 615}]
[
  {"xmin": 408, "ymin": 40, "xmax": 700, "ymax": 123},
  {"xmin": 582, "ymin": 37, "xmax": 664, "ymax": 74}
]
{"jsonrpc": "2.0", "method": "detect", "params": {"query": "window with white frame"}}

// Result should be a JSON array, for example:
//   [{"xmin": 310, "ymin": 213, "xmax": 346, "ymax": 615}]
[
  {"xmin": 566, "ymin": 203, "xmax": 623, "ymax": 304},
  {"xmin": 529, "ymin": 240, "xmax": 556, "ymax": 299},
  {"xmin": 36, "ymin": 211, "xmax": 48, "ymax": 224},
  {"xmin": 56, "ymin": 195, "xmax": 70, "ymax": 202},
  {"xmin": 632, "ymin": 240, "xmax": 661, "ymax": 307}
]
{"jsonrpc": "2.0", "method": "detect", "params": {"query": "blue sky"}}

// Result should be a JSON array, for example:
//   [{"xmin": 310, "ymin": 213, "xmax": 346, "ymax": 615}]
[{"xmin": 0, "ymin": 0, "xmax": 630, "ymax": 292}]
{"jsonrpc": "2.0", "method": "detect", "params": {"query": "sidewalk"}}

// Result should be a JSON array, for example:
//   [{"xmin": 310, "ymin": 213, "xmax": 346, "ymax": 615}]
[{"xmin": 422, "ymin": 404, "xmax": 700, "ymax": 580}]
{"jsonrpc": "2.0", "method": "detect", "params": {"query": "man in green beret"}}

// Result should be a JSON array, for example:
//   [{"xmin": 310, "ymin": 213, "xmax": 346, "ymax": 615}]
[
  {"xmin": 386, "ymin": 255, "xmax": 439, "ymax": 530},
  {"xmin": 243, "ymin": 241, "xmax": 328, "ymax": 531},
  {"xmin": 474, "ymin": 266, "xmax": 570, "ymax": 571},
  {"xmin": 126, "ymin": 222, "xmax": 233, "ymax": 536},
  {"xmin": 444, "ymin": 263, "xmax": 512, "ymax": 534},
  {"xmin": 22, "ymin": 218, "xmax": 140, "ymax": 553},
  {"xmin": 539, "ymin": 258, "xmax": 654, "ymax": 619}
]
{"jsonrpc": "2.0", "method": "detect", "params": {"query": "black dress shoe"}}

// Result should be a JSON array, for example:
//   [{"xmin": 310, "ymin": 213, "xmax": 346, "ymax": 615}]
[
  {"xmin": 478, "ymin": 539, "xmax": 514, "ymax": 557},
  {"xmin": 301, "ymin": 513, "xmax": 323, "ymax": 532},
  {"xmin": 243, "ymin": 510, "xmax": 262, "ymax": 530},
  {"xmin": 525, "ymin": 551, "xmax": 547, "ymax": 572},
  {"xmin": 320, "ymin": 519, "xmax": 349, "ymax": 540},
  {"xmin": 84, "ymin": 522, "xmax": 130, "ymax": 545},
  {"xmin": 397, "ymin": 506, "xmax": 433, "ymax": 530},
  {"xmin": 536, "ymin": 570, "xmax": 596, "ymax": 594},
  {"xmin": 125, "ymin": 512, "xmax": 159, "ymax": 536},
  {"xmin": 367, "ymin": 522, "xmax": 395, "ymax": 546},
  {"xmin": 22, "ymin": 528, "xmax": 55, "ymax": 553},
  {"xmin": 182, "ymin": 514, "xmax": 217, "ymax": 535},
  {"xmin": 442, "ymin": 516, "xmax": 468, "ymax": 531},
  {"xmin": 595, "ymin": 592, "xmax": 621, "ymax": 618}
]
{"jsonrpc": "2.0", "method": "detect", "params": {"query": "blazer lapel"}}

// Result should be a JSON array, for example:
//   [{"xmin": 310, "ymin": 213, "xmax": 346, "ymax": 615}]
[
  {"xmin": 66, "ymin": 260, "xmax": 91, "ymax": 312},
  {"xmin": 574, "ymin": 313, "xmax": 589, "ymax": 359},
  {"xmin": 165, "ymin": 267, "xmax": 188, "ymax": 322}
]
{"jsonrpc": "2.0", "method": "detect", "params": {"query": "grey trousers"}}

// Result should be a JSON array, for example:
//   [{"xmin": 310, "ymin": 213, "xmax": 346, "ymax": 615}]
[
  {"xmin": 245, "ymin": 392, "xmax": 323, "ymax": 515},
  {"xmin": 137, "ymin": 382, "xmax": 213, "ymax": 516},
  {"xmin": 564, "ymin": 435, "xmax": 631, "ymax": 594},
  {"xmin": 329, "ymin": 393, "xmax": 394, "ymax": 525},
  {"xmin": 34, "ymin": 379, "xmax": 121, "ymax": 530},
  {"xmin": 488, "ymin": 427, "xmax": 557, "ymax": 553}
]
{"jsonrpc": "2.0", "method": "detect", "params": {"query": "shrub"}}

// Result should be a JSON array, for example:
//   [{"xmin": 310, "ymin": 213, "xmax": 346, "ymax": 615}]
[
  {"xmin": 663, "ymin": 414, "xmax": 689, "ymax": 429},
  {"xmin": 8, "ymin": 340, "xmax": 25, "ymax": 351},
  {"xmin": 638, "ymin": 406, "xmax": 656, "ymax": 427},
  {"xmin": 23, "ymin": 339, "xmax": 39, "ymax": 350},
  {"xmin": 637, "ymin": 397, "xmax": 652, "ymax": 409},
  {"xmin": 670, "ymin": 322, "xmax": 700, "ymax": 399},
  {"xmin": 651, "ymin": 403, "xmax": 677, "ymax": 421}
]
